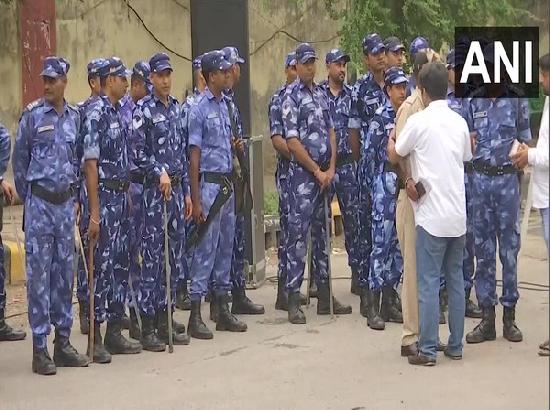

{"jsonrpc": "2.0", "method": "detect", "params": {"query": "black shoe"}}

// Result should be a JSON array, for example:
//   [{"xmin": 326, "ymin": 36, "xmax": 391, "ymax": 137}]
[
  {"xmin": 275, "ymin": 280, "xmax": 288, "ymax": 311},
  {"xmin": 157, "ymin": 310, "xmax": 190, "ymax": 345},
  {"xmin": 175, "ymin": 281, "xmax": 191, "ymax": 311},
  {"xmin": 350, "ymin": 267, "xmax": 360, "ymax": 296},
  {"xmin": 129, "ymin": 308, "xmax": 141, "ymax": 340},
  {"xmin": 90, "ymin": 325, "xmax": 112, "ymax": 363},
  {"xmin": 439, "ymin": 306, "xmax": 446, "ymax": 324},
  {"xmin": 503, "ymin": 306, "xmax": 523, "ymax": 342},
  {"xmin": 408, "ymin": 353, "xmax": 436, "ymax": 366},
  {"xmin": 401, "ymin": 343, "xmax": 418, "ymax": 357},
  {"xmin": 53, "ymin": 331, "xmax": 89, "ymax": 367},
  {"xmin": 466, "ymin": 306, "xmax": 496, "ymax": 344},
  {"xmin": 172, "ymin": 318, "xmax": 187, "ymax": 335},
  {"xmin": 78, "ymin": 301, "xmax": 89, "ymax": 335},
  {"xmin": 364, "ymin": 289, "xmax": 385, "ymax": 330},
  {"xmin": 0, "ymin": 311, "xmax": 26, "ymax": 341},
  {"xmin": 32, "ymin": 346, "xmax": 56, "ymax": 375},
  {"xmin": 209, "ymin": 293, "xmax": 218, "ymax": 323},
  {"xmin": 231, "ymin": 288, "xmax": 265, "ymax": 315},
  {"xmin": 443, "ymin": 349, "xmax": 463, "ymax": 360},
  {"xmin": 140, "ymin": 315, "xmax": 166, "ymax": 352},
  {"xmin": 188, "ymin": 300, "xmax": 213, "ymax": 340},
  {"xmin": 288, "ymin": 291, "xmax": 306, "ymax": 324},
  {"xmin": 380, "ymin": 286, "xmax": 403, "ymax": 323},
  {"xmin": 437, "ymin": 339, "xmax": 447, "ymax": 352},
  {"xmin": 120, "ymin": 311, "xmax": 130, "ymax": 330},
  {"xmin": 308, "ymin": 281, "xmax": 318, "ymax": 299},
  {"xmin": 465, "ymin": 289, "xmax": 482, "ymax": 318},
  {"xmin": 104, "ymin": 321, "xmax": 142, "ymax": 354},
  {"xmin": 216, "ymin": 294, "xmax": 248, "ymax": 332},
  {"xmin": 316, "ymin": 282, "xmax": 352, "ymax": 315}
]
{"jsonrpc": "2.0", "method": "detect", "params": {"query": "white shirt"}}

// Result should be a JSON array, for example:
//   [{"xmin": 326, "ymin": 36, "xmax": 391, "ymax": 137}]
[
  {"xmin": 529, "ymin": 96, "xmax": 549, "ymax": 209},
  {"xmin": 395, "ymin": 99, "xmax": 472, "ymax": 237}
]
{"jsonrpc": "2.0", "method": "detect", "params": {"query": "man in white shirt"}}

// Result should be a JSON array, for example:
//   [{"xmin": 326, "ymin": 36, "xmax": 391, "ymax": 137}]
[
  {"xmin": 388, "ymin": 62, "xmax": 472, "ymax": 366},
  {"xmin": 511, "ymin": 53, "xmax": 549, "ymax": 356}
]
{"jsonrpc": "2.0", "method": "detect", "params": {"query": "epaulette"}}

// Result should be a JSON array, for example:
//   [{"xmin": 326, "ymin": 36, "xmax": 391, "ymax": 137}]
[{"xmin": 24, "ymin": 98, "xmax": 43, "ymax": 113}]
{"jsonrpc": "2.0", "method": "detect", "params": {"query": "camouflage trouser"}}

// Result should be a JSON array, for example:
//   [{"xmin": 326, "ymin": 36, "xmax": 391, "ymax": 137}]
[
  {"xmin": 357, "ymin": 157, "xmax": 373, "ymax": 289},
  {"xmin": 189, "ymin": 180, "xmax": 235, "ymax": 300},
  {"xmin": 286, "ymin": 163, "xmax": 329, "ymax": 293},
  {"xmin": 0, "ymin": 236, "xmax": 5, "ymax": 311},
  {"xmin": 473, "ymin": 172, "xmax": 520, "ymax": 308},
  {"xmin": 332, "ymin": 161, "xmax": 359, "ymax": 271},
  {"xmin": 276, "ymin": 166, "xmax": 290, "ymax": 284},
  {"xmin": 369, "ymin": 171, "xmax": 403, "ymax": 290},
  {"xmin": 128, "ymin": 182, "xmax": 144, "ymax": 303},
  {"xmin": 140, "ymin": 184, "xmax": 185, "ymax": 316},
  {"xmin": 230, "ymin": 212, "xmax": 247, "ymax": 290},
  {"xmin": 25, "ymin": 194, "xmax": 75, "ymax": 349},
  {"xmin": 76, "ymin": 185, "xmax": 89, "ymax": 303},
  {"xmin": 93, "ymin": 189, "xmax": 130, "ymax": 324}
]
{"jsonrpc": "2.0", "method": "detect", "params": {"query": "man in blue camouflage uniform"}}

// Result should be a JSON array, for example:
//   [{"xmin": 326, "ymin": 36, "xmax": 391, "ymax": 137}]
[
  {"xmin": 384, "ymin": 36, "xmax": 405, "ymax": 68},
  {"xmin": 0, "ymin": 123, "xmax": 26, "ymax": 342},
  {"xmin": 349, "ymin": 33, "xmax": 387, "ymax": 297},
  {"xmin": 13, "ymin": 56, "xmax": 89, "ymax": 375},
  {"xmin": 465, "ymin": 44, "xmax": 530, "ymax": 344},
  {"xmin": 218, "ymin": 46, "xmax": 264, "ymax": 318},
  {"xmin": 82, "ymin": 57, "xmax": 143, "ymax": 363},
  {"xmin": 319, "ymin": 49, "xmax": 361, "ymax": 301},
  {"xmin": 176, "ymin": 55, "xmax": 205, "ymax": 312},
  {"xmin": 406, "ymin": 36, "xmax": 429, "ymax": 96},
  {"xmin": 445, "ymin": 49, "xmax": 482, "ymax": 319},
  {"xmin": 75, "ymin": 58, "xmax": 107, "ymax": 336},
  {"xmin": 187, "ymin": 51, "xmax": 247, "ymax": 339},
  {"xmin": 133, "ymin": 53, "xmax": 191, "ymax": 351},
  {"xmin": 119, "ymin": 61, "xmax": 151, "ymax": 340},
  {"xmin": 282, "ymin": 43, "xmax": 352, "ymax": 324},
  {"xmin": 363, "ymin": 67, "xmax": 407, "ymax": 331}
]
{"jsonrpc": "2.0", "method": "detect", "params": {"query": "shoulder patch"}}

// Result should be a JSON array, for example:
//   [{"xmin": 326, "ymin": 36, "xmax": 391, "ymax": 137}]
[{"xmin": 25, "ymin": 98, "xmax": 43, "ymax": 112}]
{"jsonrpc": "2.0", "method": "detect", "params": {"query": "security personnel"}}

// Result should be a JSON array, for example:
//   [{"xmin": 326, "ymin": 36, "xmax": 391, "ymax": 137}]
[
  {"xmin": 465, "ymin": 44, "xmax": 530, "ymax": 344},
  {"xmin": 119, "ymin": 61, "xmax": 152, "ymax": 340},
  {"xmin": 0, "ymin": 123, "xmax": 26, "ymax": 342},
  {"xmin": 445, "ymin": 49, "xmax": 482, "ymax": 319},
  {"xmin": 76, "ymin": 58, "xmax": 107, "ymax": 335},
  {"xmin": 319, "ymin": 49, "xmax": 360, "ymax": 300},
  {"xmin": 282, "ymin": 43, "xmax": 352, "ymax": 324},
  {"xmin": 13, "ymin": 56, "xmax": 89, "ymax": 375},
  {"xmin": 349, "ymin": 33, "xmax": 387, "ymax": 297},
  {"xmin": 133, "ymin": 52, "xmax": 191, "ymax": 350},
  {"xmin": 363, "ymin": 67, "xmax": 407, "ymax": 331},
  {"xmin": 187, "ymin": 50, "xmax": 247, "ymax": 338},
  {"xmin": 406, "ymin": 36, "xmax": 429, "ymax": 96},
  {"xmin": 384, "ymin": 36, "xmax": 405, "ymax": 68},
  {"xmin": 220, "ymin": 46, "xmax": 264, "ymax": 317},
  {"xmin": 176, "ymin": 55, "xmax": 205, "ymax": 312},
  {"xmin": 82, "ymin": 57, "xmax": 143, "ymax": 363}
]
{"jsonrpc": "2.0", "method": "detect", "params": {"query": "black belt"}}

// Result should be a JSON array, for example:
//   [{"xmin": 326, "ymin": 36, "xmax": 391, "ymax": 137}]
[
  {"xmin": 473, "ymin": 161, "xmax": 517, "ymax": 177},
  {"xmin": 203, "ymin": 172, "xmax": 233, "ymax": 185},
  {"xmin": 464, "ymin": 161, "xmax": 474, "ymax": 174},
  {"xmin": 336, "ymin": 153, "xmax": 354, "ymax": 168},
  {"xmin": 100, "ymin": 179, "xmax": 130, "ymax": 192},
  {"xmin": 383, "ymin": 161, "xmax": 398, "ymax": 174},
  {"xmin": 144, "ymin": 175, "xmax": 182, "ymax": 187},
  {"xmin": 31, "ymin": 183, "xmax": 75, "ymax": 205},
  {"xmin": 130, "ymin": 174, "xmax": 144, "ymax": 184}
]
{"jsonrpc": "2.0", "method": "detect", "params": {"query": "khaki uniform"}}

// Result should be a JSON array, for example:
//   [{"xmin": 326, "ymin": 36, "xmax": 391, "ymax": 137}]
[{"xmin": 395, "ymin": 88, "xmax": 424, "ymax": 347}]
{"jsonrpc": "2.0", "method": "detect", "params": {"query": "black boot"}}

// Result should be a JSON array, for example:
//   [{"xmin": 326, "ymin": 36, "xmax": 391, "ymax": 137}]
[
  {"xmin": 317, "ymin": 282, "xmax": 352, "ymax": 315},
  {"xmin": 175, "ymin": 281, "xmax": 191, "ymax": 311},
  {"xmin": 350, "ymin": 267, "xmax": 360, "ymax": 296},
  {"xmin": 231, "ymin": 288, "xmax": 265, "ymax": 315},
  {"xmin": 299, "ymin": 293, "xmax": 308, "ymax": 305},
  {"xmin": 0, "ymin": 309, "xmax": 26, "ymax": 341},
  {"xmin": 120, "ymin": 311, "xmax": 130, "ymax": 330},
  {"xmin": 466, "ymin": 306, "xmax": 496, "ymax": 344},
  {"xmin": 439, "ymin": 289, "xmax": 447, "ymax": 324},
  {"xmin": 359, "ymin": 288, "xmax": 368, "ymax": 317},
  {"xmin": 157, "ymin": 310, "xmax": 190, "ymax": 345},
  {"xmin": 216, "ymin": 294, "xmax": 248, "ymax": 332},
  {"xmin": 53, "ymin": 331, "xmax": 89, "ymax": 367},
  {"xmin": 275, "ymin": 280, "xmax": 288, "ymax": 311},
  {"xmin": 380, "ymin": 286, "xmax": 403, "ymax": 323},
  {"xmin": 209, "ymin": 293, "xmax": 219, "ymax": 323},
  {"xmin": 308, "ymin": 281, "xmax": 318, "ymax": 299},
  {"xmin": 465, "ymin": 288, "xmax": 482, "ymax": 318},
  {"xmin": 104, "ymin": 320, "xmax": 142, "ymax": 354},
  {"xmin": 78, "ymin": 301, "xmax": 89, "ymax": 335},
  {"xmin": 90, "ymin": 325, "xmax": 112, "ymax": 363},
  {"xmin": 188, "ymin": 300, "xmax": 213, "ymax": 340},
  {"xmin": 172, "ymin": 318, "xmax": 187, "ymax": 335},
  {"xmin": 503, "ymin": 306, "xmax": 523, "ymax": 342},
  {"xmin": 140, "ymin": 315, "xmax": 165, "ymax": 352},
  {"xmin": 288, "ymin": 291, "xmax": 306, "ymax": 324},
  {"xmin": 32, "ymin": 346, "xmax": 56, "ymax": 375},
  {"xmin": 365, "ymin": 290, "xmax": 385, "ymax": 330},
  {"xmin": 129, "ymin": 308, "xmax": 141, "ymax": 340}
]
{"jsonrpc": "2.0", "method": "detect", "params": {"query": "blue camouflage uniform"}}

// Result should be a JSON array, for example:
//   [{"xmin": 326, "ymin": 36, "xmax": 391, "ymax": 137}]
[
  {"xmin": 133, "ymin": 53, "xmax": 189, "ymax": 317},
  {"xmin": 0, "ymin": 123, "xmax": 11, "ymax": 314},
  {"xmin": 319, "ymin": 49, "xmax": 359, "ymax": 275},
  {"xmin": 187, "ymin": 54, "xmax": 236, "ymax": 300},
  {"xmin": 349, "ymin": 34, "xmax": 387, "ymax": 290},
  {"xmin": 465, "ymin": 89, "xmax": 531, "ymax": 308},
  {"xmin": 13, "ymin": 57, "xmax": 80, "ymax": 349},
  {"xmin": 282, "ymin": 45, "xmax": 334, "ymax": 294}
]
